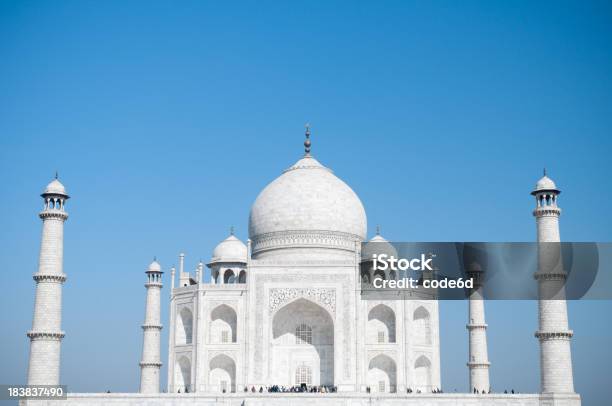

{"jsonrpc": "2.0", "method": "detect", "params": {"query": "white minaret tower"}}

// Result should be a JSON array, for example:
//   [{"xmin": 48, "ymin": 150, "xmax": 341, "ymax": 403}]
[
  {"xmin": 27, "ymin": 175, "xmax": 69, "ymax": 386},
  {"xmin": 139, "ymin": 259, "xmax": 163, "ymax": 393},
  {"xmin": 532, "ymin": 170, "xmax": 575, "ymax": 394},
  {"xmin": 464, "ymin": 244, "xmax": 490, "ymax": 393}
]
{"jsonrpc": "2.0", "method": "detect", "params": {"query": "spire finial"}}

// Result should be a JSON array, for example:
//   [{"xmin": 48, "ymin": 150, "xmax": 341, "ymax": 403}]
[
  {"xmin": 230, "ymin": 225, "xmax": 234, "ymax": 235},
  {"xmin": 376, "ymin": 225, "xmax": 381, "ymax": 235},
  {"xmin": 543, "ymin": 167, "xmax": 547, "ymax": 177},
  {"xmin": 304, "ymin": 123, "xmax": 311, "ymax": 156},
  {"xmin": 55, "ymin": 171, "xmax": 59, "ymax": 180},
  {"xmin": 153, "ymin": 255, "xmax": 157, "ymax": 261}
]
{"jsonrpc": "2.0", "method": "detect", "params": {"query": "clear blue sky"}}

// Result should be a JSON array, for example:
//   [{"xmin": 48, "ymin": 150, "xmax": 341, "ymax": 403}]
[{"xmin": 1, "ymin": 1, "xmax": 611, "ymax": 405}]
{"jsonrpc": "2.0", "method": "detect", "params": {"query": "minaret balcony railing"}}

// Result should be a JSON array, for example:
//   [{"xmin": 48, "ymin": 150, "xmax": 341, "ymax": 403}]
[
  {"xmin": 467, "ymin": 361, "xmax": 491, "ymax": 368},
  {"xmin": 535, "ymin": 330, "xmax": 573, "ymax": 341},
  {"xmin": 141, "ymin": 324, "xmax": 163, "ymax": 330},
  {"xmin": 39, "ymin": 210, "xmax": 69, "ymax": 220},
  {"xmin": 27, "ymin": 330, "xmax": 65, "ymax": 340},
  {"xmin": 534, "ymin": 271, "xmax": 567, "ymax": 281},
  {"xmin": 139, "ymin": 361, "xmax": 163, "ymax": 367},
  {"xmin": 533, "ymin": 207, "xmax": 561, "ymax": 217},
  {"xmin": 33, "ymin": 274, "xmax": 67, "ymax": 283}
]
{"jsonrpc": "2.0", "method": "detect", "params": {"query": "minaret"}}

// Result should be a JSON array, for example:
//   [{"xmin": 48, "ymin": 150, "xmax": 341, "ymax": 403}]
[
  {"xmin": 532, "ymin": 170, "xmax": 575, "ymax": 393},
  {"xmin": 27, "ymin": 175, "xmax": 69, "ymax": 386},
  {"xmin": 464, "ymin": 243, "xmax": 490, "ymax": 393},
  {"xmin": 139, "ymin": 259, "xmax": 163, "ymax": 393}
]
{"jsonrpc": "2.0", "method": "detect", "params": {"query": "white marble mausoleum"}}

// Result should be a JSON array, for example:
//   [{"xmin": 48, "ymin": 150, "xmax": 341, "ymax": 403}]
[{"xmin": 22, "ymin": 130, "xmax": 581, "ymax": 406}]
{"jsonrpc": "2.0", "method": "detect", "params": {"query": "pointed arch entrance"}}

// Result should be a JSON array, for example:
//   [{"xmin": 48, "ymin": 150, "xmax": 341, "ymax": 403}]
[
  {"xmin": 368, "ymin": 354, "xmax": 397, "ymax": 393},
  {"xmin": 209, "ymin": 354, "xmax": 236, "ymax": 393},
  {"xmin": 271, "ymin": 298, "xmax": 334, "ymax": 386}
]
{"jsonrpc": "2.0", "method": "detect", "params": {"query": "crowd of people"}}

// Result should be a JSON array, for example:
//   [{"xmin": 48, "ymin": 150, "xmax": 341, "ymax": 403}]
[
  {"xmin": 243, "ymin": 384, "xmax": 338, "ymax": 393},
  {"xmin": 471, "ymin": 388, "xmax": 518, "ymax": 394},
  {"xmin": 174, "ymin": 385, "xmax": 519, "ymax": 395}
]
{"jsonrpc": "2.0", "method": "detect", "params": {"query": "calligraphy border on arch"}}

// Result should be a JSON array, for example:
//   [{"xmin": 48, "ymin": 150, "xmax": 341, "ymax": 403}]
[{"xmin": 268, "ymin": 287, "xmax": 336, "ymax": 316}]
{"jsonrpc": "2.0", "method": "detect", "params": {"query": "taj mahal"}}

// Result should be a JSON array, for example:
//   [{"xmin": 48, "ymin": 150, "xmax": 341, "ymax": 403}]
[{"xmin": 22, "ymin": 129, "xmax": 581, "ymax": 405}]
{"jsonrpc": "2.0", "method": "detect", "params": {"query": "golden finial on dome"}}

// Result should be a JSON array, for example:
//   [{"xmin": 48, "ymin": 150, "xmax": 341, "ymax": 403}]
[{"xmin": 304, "ymin": 123, "xmax": 311, "ymax": 156}]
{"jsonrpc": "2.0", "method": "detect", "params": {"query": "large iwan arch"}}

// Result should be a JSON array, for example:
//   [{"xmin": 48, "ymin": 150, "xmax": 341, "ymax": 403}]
[{"xmin": 271, "ymin": 298, "xmax": 334, "ymax": 386}]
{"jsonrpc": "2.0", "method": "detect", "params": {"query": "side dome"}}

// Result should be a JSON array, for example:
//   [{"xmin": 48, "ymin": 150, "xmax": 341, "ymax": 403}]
[
  {"xmin": 362, "ymin": 233, "xmax": 398, "ymax": 261},
  {"xmin": 248, "ymin": 155, "xmax": 367, "ymax": 257},
  {"xmin": 210, "ymin": 234, "xmax": 247, "ymax": 264}
]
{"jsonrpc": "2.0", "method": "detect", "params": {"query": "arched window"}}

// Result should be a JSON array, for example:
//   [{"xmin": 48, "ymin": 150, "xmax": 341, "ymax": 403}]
[
  {"xmin": 176, "ymin": 356, "xmax": 191, "ymax": 392},
  {"xmin": 177, "ymin": 307, "xmax": 193, "ymax": 345},
  {"xmin": 209, "ymin": 354, "xmax": 236, "ymax": 393},
  {"xmin": 211, "ymin": 304, "xmax": 238, "ymax": 343},
  {"xmin": 368, "ymin": 304, "xmax": 396, "ymax": 343},
  {"xmin": 238, "ymin": 270, "xmax": 247, "ymax": 283},
  {"xmin": 295, "ymin": 323, "xmax": 312, "ymax": 345},
  {"xmin": 295, "ymin": 364, "xmax": 312, "ymax": 385},
  {"xmin": 224, "ymin": 269, "xmax": 236, "ymax": 284},
  {"xmin": 414, "ymin": 355, "xmax": 432, "ymax": 391},
  {"xmin": 413, "ymin": 306, "xmax": 431, "ymax": 345},
  {"xmin": 368, "ymin": 354, "xmax": 397, "ymax": 393}
]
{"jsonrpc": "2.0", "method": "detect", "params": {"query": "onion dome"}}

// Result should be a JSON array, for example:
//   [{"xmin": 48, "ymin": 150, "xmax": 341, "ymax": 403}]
[
  {"xmin": 210, "ymin": 233, "xmax": 247, "ymax": 264},
  {"xmin": 361, "ymin": 228, "xmax": 398, "ymax": 261}
]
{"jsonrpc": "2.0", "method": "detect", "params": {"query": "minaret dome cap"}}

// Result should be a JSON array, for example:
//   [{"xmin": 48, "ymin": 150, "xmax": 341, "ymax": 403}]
[
  {"xmin": 531, "ymin": 173, "xmax": 560, "ymax": 195},
  {"xmin": 42, "ymin": 178, "xmax": 69, "ymax": 198},
  {"xmin": 147, "ymin": 259, "xmax": 162, "ymax": 273}
]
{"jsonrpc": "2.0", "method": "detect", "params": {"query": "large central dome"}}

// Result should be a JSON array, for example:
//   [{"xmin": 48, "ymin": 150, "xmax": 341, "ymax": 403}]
[{"xmin": 248, "ymin": 154, "xmax": 367, "ymax": 257}]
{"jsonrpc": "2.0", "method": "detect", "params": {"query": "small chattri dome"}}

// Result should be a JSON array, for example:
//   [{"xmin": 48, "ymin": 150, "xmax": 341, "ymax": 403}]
[
  {"xmin": 210, "ymin": 234, "xmax": 247, "ymax": 264},
  {"xmin": 362, "ymin": 232, "xmax": 398, "ymax": 260},
  {"xmin": 147, "ymin": 259, "xmax": 161, "ymax": 272},
  {"xmin": 42, "ymin": 178, "xmax": 68, "ymax": 197}
]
